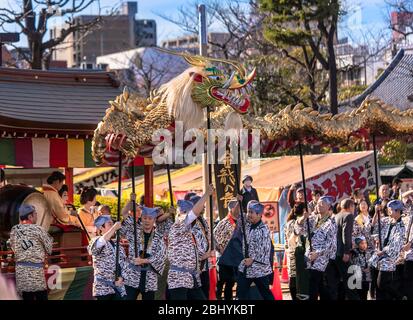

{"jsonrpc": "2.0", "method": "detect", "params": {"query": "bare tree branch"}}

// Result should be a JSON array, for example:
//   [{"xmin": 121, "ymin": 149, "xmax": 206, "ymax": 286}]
[
  {"xmin": 0, "ymin": 0, "xmax": 111, "ymax": 69},
  {"xmin": 385, "ymin": 0, "xmax": 413, "ymax": 40}
]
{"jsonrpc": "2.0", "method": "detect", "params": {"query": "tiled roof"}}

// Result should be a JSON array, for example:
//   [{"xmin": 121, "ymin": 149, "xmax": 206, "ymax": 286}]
[
  {"xmin": 340, "ymin": 49, "xmax": 413, "ymax": 110},
  {"xmin": 0, "ymin": 67, "xmax": 121, "ymax": 137}
]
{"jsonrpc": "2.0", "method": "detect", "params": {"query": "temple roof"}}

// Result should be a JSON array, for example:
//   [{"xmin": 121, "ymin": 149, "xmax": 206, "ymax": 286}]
[
  {"xmin": 339, "ymin": 49, "xmax": 413, "ymax": 111},
  {"xmin": 0, "ymin": 67, "xmax": 121, "ymax": 138}
]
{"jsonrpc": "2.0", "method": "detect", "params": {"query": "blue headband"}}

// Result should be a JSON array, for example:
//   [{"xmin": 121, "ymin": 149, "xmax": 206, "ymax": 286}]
[
  {"xmin": 19, "ymin": 204, "xmax": 36, "ymax": 218},
  {"xmin": 228, "ymin": 199, "xmax": 238, "ymax": 209},
  {"xmin": 355, "ymin": 236, "xmax": 366, "ymax": 245},
  {"xmin": 189, "ymin": 195, "xmax": 201, "ymax": 205},
  {"xmin": 247, "ymin": 201, "xmax": 264, "ymax": 214},
  {"xmin": 319, "ymin": 196, "xmax": 334, "ymax": 206},
  {"xmin": 140, "ymin": 206, "xmax": 160, "ymax": 219},
  {"xmin": 177, "ymin": 199, "xmax": 194, "ymax": 213},
  {"xmin": 387, "ymin": 200, "xmax": 404, "ymax": 211},
  {"xmin": 94, "ymin": 215, "xmax": 112, "ymax": 228}
]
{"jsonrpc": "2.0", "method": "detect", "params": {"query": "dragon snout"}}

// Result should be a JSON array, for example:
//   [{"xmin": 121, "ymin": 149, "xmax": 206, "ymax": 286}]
[
  {"xmin": 102, "ymin": 132, "xmax": 137, "ymax": 165},
  {"xmin": 106, "ymin": 133, "xmax": 127, "ymax": 153}
]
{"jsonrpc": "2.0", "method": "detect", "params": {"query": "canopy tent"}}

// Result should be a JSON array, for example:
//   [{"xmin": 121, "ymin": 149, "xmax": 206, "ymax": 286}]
[{"xmin": 100, "ymin": 151, "xmax": 375, "ymax": 202}]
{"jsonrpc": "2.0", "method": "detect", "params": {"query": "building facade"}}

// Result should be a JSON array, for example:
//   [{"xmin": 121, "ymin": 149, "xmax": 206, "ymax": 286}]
[
  {"xmin": 161, "ymin": 32, "xmax": 231, "ymax": 58},
  {"xmin": 335, "ymin": 37, "xmax": 387, "ymax": 87},
  {"xmin": 52, "ymin": 1, "xmax": 156, "ymax": 69}
]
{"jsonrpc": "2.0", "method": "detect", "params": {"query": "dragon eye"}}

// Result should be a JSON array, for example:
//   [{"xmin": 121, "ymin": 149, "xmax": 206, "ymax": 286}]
[{"xmin": 208, "ymin": 75, "xmax": 221, "ymax": 81}]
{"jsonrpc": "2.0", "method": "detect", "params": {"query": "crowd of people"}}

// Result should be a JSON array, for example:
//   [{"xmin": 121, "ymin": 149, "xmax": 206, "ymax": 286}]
[
  {"xmin": 284, "ymin": 178, "xmax": 413, "ymax": 300},
  {"xmin": 3, "ymin": 168, "xmax": 412, "ymax": 301},
  {"xmin": 5, "ymin": 172, "xmax": 277, "ymax": 301}
]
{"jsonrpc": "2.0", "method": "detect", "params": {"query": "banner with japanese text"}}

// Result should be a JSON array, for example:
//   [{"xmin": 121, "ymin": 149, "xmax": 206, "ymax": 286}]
[
  {"xmin": 305, "ymin": 152, "xmax": 378, "ymax": 202},
  {"xmin": 74, "ymin": 169, "xmax": 118, "ymax": 193},
  {"xmin": 214, "ymin": 147, "xmax": 240, "ymax": 220}
]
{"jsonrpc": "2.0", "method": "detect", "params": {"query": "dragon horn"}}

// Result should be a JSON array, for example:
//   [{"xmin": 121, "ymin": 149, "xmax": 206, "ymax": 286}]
[{"xmin": 155, "ymin": 47, "xmax": 247, "ymax": 77}]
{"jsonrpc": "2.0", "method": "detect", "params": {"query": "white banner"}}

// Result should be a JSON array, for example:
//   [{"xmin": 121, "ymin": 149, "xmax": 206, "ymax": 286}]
[{"xmin": 306, "ymin": 152, "xmax": 378, "ymax": 202}]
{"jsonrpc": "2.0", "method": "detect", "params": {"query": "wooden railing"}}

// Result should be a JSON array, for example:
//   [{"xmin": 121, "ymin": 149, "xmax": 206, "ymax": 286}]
[
  {"xmin": 0, "ymin": 241, "xmax": 130, "ymax": 273},
  {"xmin": 0, "ymin": 246, "xmax": 91, "ymax": 273}
]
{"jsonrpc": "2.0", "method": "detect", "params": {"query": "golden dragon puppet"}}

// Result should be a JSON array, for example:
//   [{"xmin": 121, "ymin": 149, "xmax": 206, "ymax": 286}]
[
  {"xmin": 92, "ymin": 49, "xmax": 255, "ymax": 166},
  {"xmin": 92, "ymin": 49, "xmax": 413, "ymax": 166}
]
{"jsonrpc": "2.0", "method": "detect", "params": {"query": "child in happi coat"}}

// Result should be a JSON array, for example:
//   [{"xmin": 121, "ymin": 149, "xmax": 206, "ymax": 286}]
[
  {"xmin": 350, "ymin": 236, "xmax": 371, "ymax": 300},
  {"xmin": 88, "ymin": 215, "xmax": 129, "ymax": 300}
]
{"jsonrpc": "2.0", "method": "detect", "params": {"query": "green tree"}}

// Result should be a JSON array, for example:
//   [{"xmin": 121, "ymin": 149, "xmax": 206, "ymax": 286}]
[
  {"xmin": 378, "ymin": 139, "xmax": 407, "ymax": 165},
  {"xmin": 259, "ymin": 0, "xmax": 343, "ymax": 114},
  {"xmin": 248, "ymin": 49, "xmax": 328, "ymax": 113},
  {"xmin": 338, "ymin": 84, "xmax": 368, "ymax": 101}
]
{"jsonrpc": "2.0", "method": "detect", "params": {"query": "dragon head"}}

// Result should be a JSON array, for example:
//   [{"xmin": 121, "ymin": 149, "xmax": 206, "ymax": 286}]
[
  {"xmin": 92, "ymin": 50, "xmax": 256, "ymax": 166},
  {"xmin": 158, "ymin": 48, "xmax": 256, "ymax": 114}
]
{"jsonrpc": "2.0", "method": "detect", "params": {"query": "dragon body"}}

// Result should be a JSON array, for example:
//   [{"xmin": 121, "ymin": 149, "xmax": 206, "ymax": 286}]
[{"xmin": 92, "ymin": 49, "xmax": 413, "ymax": 166}]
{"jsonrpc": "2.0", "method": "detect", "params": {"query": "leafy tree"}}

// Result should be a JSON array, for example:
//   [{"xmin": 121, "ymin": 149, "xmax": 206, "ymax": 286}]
[
  {"xmin": 338, "ymin": 84, "xmax": 368, "ymax": 101},
  {"xmin": 259, "ymin": 0, "xmax": 343, "ymax": 114},
  {"xmin": 379, "ymin": 139, "xmax": 407, "ymax": 165}
]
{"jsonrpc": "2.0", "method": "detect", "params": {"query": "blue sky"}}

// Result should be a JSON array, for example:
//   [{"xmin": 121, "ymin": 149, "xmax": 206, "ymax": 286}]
[
  {"xmin": 339, "ymin": 0, "xmax": 390, "ymax": 43},
  {"xmin": 0, "ymin": 0, "xmax": 392, "ymax": 48}
]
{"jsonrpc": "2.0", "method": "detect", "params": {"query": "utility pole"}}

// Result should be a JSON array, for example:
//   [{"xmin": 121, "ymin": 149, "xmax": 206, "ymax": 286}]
[{"xmin": 199, "ymin": 4, "xmax": 213, "ymax": 226}]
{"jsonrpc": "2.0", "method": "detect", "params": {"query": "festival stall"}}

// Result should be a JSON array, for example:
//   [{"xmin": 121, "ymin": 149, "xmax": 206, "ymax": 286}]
[
  {"xmin": 0, "ymin": 67, "xmax": 155, "ymax": 203},
  {"xmin": 0, "ymin": 67, "xmax": 152, "ymax": 298}
]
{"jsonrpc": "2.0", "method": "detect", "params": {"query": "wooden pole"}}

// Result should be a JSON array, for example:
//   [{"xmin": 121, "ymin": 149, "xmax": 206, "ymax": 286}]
[
  {"xmin": 206, "ymin": 107, "xmax": 215, "ymax": 249},
  {"xmin": 234, "ymin": 163, "xmax": 249, "ymax": 259},
  {"xmin": 166, "ymin": 164, "xmax": 174, "ymax": 207},
  {"xmin": 298, "ymin": 142, "xmax": 312, "ymax": 251},
  {"xmin": 199, "ymin": 5, "xmax": 210, "ymax": 222},
  {"xmin": 115, "ymin": 151, "xmax": 122, "ymax": 278},
  {"xmin": 131, "ymin": 164, "xmax": 138, "ymax": 258},
  {"xmin": 372, "ymin": 134, "xmax": 383, "ymax": 250},
  {"xmin": 144, "ymin": 164, "xmax": 154, "ymax": 207}
]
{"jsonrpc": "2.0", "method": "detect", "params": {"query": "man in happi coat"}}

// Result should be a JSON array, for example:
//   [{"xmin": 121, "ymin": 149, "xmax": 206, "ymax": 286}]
[
  {"xmin": 370, "ymin": 200, "xmax": 406, "ymax": 300},
  {"xmin": 121, "ymin": 205, "xmax": 166, "ymax": 300},
  {"xmin": 401, "ymin": 191, "xmax": 413, "ymax": 299},
  {"xmin": 88, "ymin": 215, "xmax": 129, "ymax": 300},
  {"xmin": 237, "ymin": 200, "xmax": 274, "ymax": 300},
  {"xmin": 214, "ymin": 198, "xmax": 240, "ymax": 300},
  {"xmin": 166, "ymin": 184, "xmax": 214, "ymax": 300},
  {"xmin": 10, "ymin": 205, "xmax": 53, "ymax": 300},
  {"xmin": 189, "ymin": 194, "xmax": 212, "ymax": 299},
  {"xmin": 295, "ymin": 196, "xmax": 337, "ymax": 300}
]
